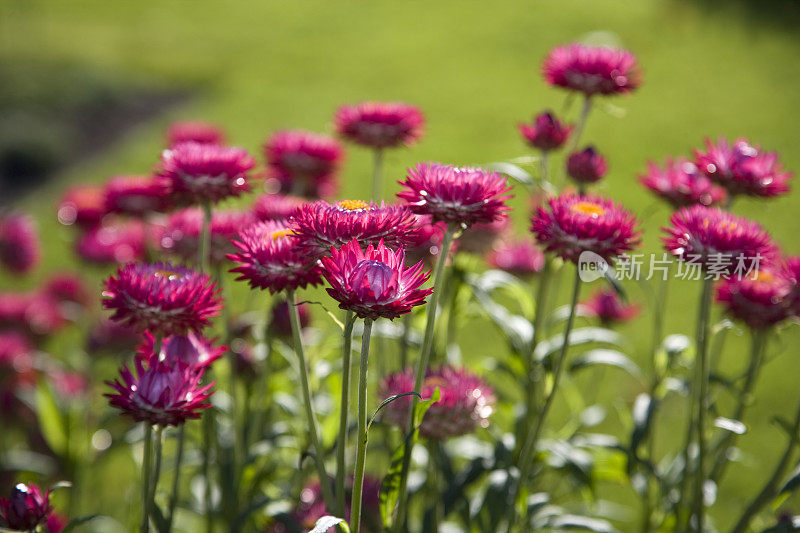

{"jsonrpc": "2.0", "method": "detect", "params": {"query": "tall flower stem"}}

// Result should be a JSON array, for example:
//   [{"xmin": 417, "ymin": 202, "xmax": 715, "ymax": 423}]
[
  {"xmin": 732, "ymin": 391, "xmax": 800, "ymax": 533},
  {"xmin": 150, "ymin": 426, "xmax": 164, "ymax": 510},
  {"xmin": 350, "ymin": 318, "xmax": 373, "ymax": 533},
  {"xmin": 166, "ymin": 425, "xmax": 186, "ymax": 532},
  {"xmin": 539, "ymin": 151, "xmax": 550, "ymax": 184},
  {"xmin": 371, "ymin": 148, "xmax": 384, "ymax": 201},
  {"xmin": 691, "ymin": 278, "xmax": 713, "ymax": 532},
  {"xmin": 709, "ymin": 329, "xmax": 767, "ymax": 484},
  {"xmin": 525, "ymin": 259, "xmax": 552, "ymax": 426},
  {"xmin": 569, "ymin": 96, "xmax": 593, "ymax": 152},
  {"xmin": 200, "ymin": 202, "xmax": 212, "ymax": 272},
  {"xmin": 506, "ymin": 265, "xmax": 582, "ymax": 533},
  {"xmin": 399, "ymin": 313, "xmax": 412, "ymax": 370},
  {"xmin": 335, "ymin": 311, "xmax": 355, "ymax": 517},
  {"xmin": 394, "ymin": 225, "xmax": 456, "ymax": 531},
  {"xmin": 141, "ymin": 424, "xmax": 154, "ymax": 533},
  {"xmin": 288, "ymin": 289, "xmax": 334, "ymax": 509}
]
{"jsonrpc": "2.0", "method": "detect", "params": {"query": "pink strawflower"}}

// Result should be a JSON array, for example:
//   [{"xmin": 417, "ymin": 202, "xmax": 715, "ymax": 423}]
[
  {"xmin": 290, "ymin": 200, "xmax": 419, "ymax": 260},
  {"xmin": 542, "ymin": 43, "xmax": 641, "ymax": 96},
  {"xmin": 458, "ymin": 217, "xmax": 510, "ymax": 256},
  {"xmin": 518, "ymin": 111, "xmax": 573, "ymax": 152},
  {"xmin": 155, "ymin": 207, "xmax": 253, "ymax": 265},
  {"xmin": 157, "ymin": 141, "xmax": 255, "ymax": 207},
  {"xmin": 566, "ymin": 146, "xmax": 608, "ymax": 184},
  {"xmin": 0, "ymin": 213, "xmax": 40, "ymax": 275},
  {"xmin": 662, "ymin": 205, "xmax": 776, "ymax": 274},
  {"xmin": 105, "ymin": 355, "xmax": 214, "ymax": 426},
  {"xmin": 138, "ymin": 330, "xmax": 224, "ymax": 369},
  {"xmin": 0, "ymin": 331, "xmax": 35, "ymax": 391},
  {"xmin": 321, "ymin": 239, "xmax": 432, "ymax": 320},
  {"xmin": 579, "ymin": 289, "xmax": 640, "ymax": 326},
  {"xmin": 102, "ymin": 262, "xmax": 222, "ymax": 335},
  {"xmin": 694, "ymin": 137, "xmax": 792, "ymax": 198},
  {"xmin": 269, "ymin": 300, "xmax": 310, "ymax": 338},
  {"xmin": 87, "ymin": 319, "xmax": 140, "ymax": 354},
  {"xmin": 75, "ymin": 220, "xmax": 146, "ymax": 265},
  {"xmin": 380, "ymin": 366, "xmax": 495, "ymax": 440},
  {"xmin": 253, "ymin": 193, "xmax": 306, "ymax": 222},
  {"xmin": 639, "ymin": 157, "xmax": 727, "ymax": 208},
  {"xmin": 0, "ymin": 292, "xmax": 66, "ymax": 338},
  {"xmin": 45, "ymin": 512, "xmax": 67, "ymax": 533},
  {"xmin": 487, "ymin": 239, "xmax": 545, "ymax": 278},
  {"xmin": 0, "ymin": 483, "xmax": 52, "ymax": 531},
  {"xmin": 166, "ymin": 121, "xmax": 225, "ymax": 146},
  {"xmin": 335, "ymin": 101, "xmax": 425, "ymax": 149},
  {"xmin": 104, "ymin": 175, "xmax": 169, "ymax": 216},
  {"xmin": 783, "ymin": 256, "xmax": 800, "ymax": 317},
  {"xmin": 264, "ymin": 130, "xmax": 343, "ymax": 199},
  {"xmin": 398, "ymin": 163, "xmax": 512, "ymax": 228},
  {"xmin": 531, "ymin": 194, "xmax": 641, "ymax": 263},
  {"xmin": 228, "ymin": 220, "xmax": 323, "ymax": 294},
  {"xmin": 716, "ymin": 266, "xmax": 794, "ymax": 330},
  {"xmin": 42, "ymin": 274, "xmax": 89, "ymax": 308},
  {"xmin": 57, "ymin": 185, "xmax": 107, "ymax": 228},
  {"xmin": 404, "ymin": 214, "xmax": 446, "ymax": 267}
]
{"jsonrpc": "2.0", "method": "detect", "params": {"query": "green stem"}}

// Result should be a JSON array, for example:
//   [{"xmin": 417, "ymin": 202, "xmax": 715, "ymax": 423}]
[
  {"xmin": 150, "ymin": 426, "xmax": 164, "ymax": 512},
  {"xmin": 336, "ymin": 311, "xmax": 355, "ymax": 517},
  {"xmin": 507, "ymin": 265, "xmax": 582, "ymax": 533},
  {"xmin": 394, "ymin": 225, "xmax": 455, "ymax": 532},
  {"xmin": 569, "ymin": 96, "xmax": 593, "ymax": 152},
  {"xmin": 691, "ymin": 278, "xmax": 713, "ymax": 532},
  {"xmin": 709, "ymin": 329, "xmax": 767, "ymax": 484},
  {"xmin": 400, "ymin": 313, "xmax": 412, "ymax": 371},
  {"xmin": 371, "ymin": 148, "xmax": 384, "ymax": 201},
  {"xmin": 732, "ymin": 390, "xmax": 800, "ymax": 533},
  {"xmin": 166, "ymin": 425, "xmax": 186, "ymax": 532},
  {"xmin": 141, "ymin": 424, "xmax": 154, "ymax": 533},
  {"xmin": 350, "ymin": 318, "xmax": 373, "ymax": 533},
  {"xmin": 539, "ymin": 151, "xmax": 550, "ymax": 185},
  {"xmin": 426, "ymin": 439, "xmax": 442, "ymax": 532},
  {"xmin": 525, "ymin": 259, "xmax": 552, "ymax": 427},
  {"xmin": 288, "ymin": 289, "xmax": 334, "ymax": 508},
  {"xmin": 203, "ymin": 408, "xmax": 214, "ymax": 533},
  {"xmin": 200, "ymin": 202, "xmax": 212, "ymax": 273}
]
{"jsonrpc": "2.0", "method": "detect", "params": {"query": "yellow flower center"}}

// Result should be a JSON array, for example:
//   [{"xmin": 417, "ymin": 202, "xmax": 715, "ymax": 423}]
[
  {"xmin": 749, "ymin": 270, "xmax": 773, "ymax": 283},
  {"xmin": 269, "ymin": 229, "xmax": 295, "ymax": 241},
  {"xmin": 337, "ymin": 199, "xmax": 372, "ymax": 212},
  {"xmin": 571, "ymin": 201, "xmax": 606, "ymax": 217},
  {"xmin": 154, "ymin": 269, "xmax": 182, "ymax": 280},
  {"xmin": 423, "ymin": 376, "xmax": 449, "ymax": 390}
]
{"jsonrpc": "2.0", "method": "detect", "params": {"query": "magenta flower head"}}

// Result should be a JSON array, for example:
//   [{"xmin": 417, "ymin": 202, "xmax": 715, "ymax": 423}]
[
  {"xmin": 290, "ymin": 200, "xmax": 419, "ymax": 260},
  {"xmin": 253, "ymin": 193, "xmax": 306, "ymax": 222},
  {"xmin": 398, "ymin": 163, "xmax": 512, "ymax": 228},
  {"xmin": 228, "ymin": 220, "xmax": 322, "ymax": 294},
  {"xmin": 567, "ymin": 146, "xmax": 608, "ymax": 184},
  {"xmin": 0, "ymin": 482, "xmax": 52, "ymax": 531},
  {"xmin": 531, "ymin": 194, "xmax": 641, "ymax": 263},
  {"xmin": 0, "ymin": 213, "xmax": 40, "ymax": 275},
  {"xmin": 518, "ymin": 111, "xmax": 573, "ymax": 152},
  {"xmin": 488, "ymin": 239, "xmax": 545, "ymax": 278},
  {"xmin": 155, "ymin": 207, "xmax": 254, "ymax": 265},
  {"xmin": 693, "ymin": 137, "xmax": 792, "ymax": 198},
  {"xmin": 404, "ymin": 214, "xmax": 446, "ymax": 268},
  {"xmin": 157, "ymin": 141, "xmax": 255, "ymax": 207},
  {"xmin": 639, "ymin": 157, "xmax": 727, "ymax": 208},
  {"xmin": 166, "ymin": 121, "xmax": 225, "ymax": 146},
  {"xmin": 542, "ymin": 43, "xmax": 641, "ymax": 97},
  {"xmin": 579, "ymin": 289, "xmax": 640, "ymax": 326},
  {"xmin": 105, "ymin": 355, "xmax": 213, "ymax": 426},
  {"xmin": 335, "ymin": 101, "xmax": 425, "ymax": 149},
  {"xmin": 138, "ymin": 330, "xmax": 225, "ymax": 369},
  {"xmin": 662, "ymin": 205, "xmax": 776, "ymax": 275},
  {"xmin": 75, "ymin": 220, "xmax": 146, "ymax": 265},
  {"xmin": 57, "ymin": 185, "xmax": 107, "ymax": 228},
  {"xmin": 320, "ymin": 239, "xmax": 432, "ymax": 320},
  {"xmin": 716, "ymin": 266, "xmax": 794, "ymax": 330},
  {"xmin": 102, "ymin": 262, "xmax": 222, "ymax": 335},
  {"xmin": 380, "ymin": 366, "xmax": 495, "ymax": 440},
  {"xmin": 104, "ymin": 175, "xmax": 169, "ymax": 216},
  {"xmin": 264, "ymin": 130, "xmax": 343, "ymax": 199}
]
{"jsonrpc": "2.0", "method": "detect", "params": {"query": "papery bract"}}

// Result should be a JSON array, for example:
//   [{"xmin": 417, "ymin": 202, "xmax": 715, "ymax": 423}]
[
  {"xmin": 542, "ymin": 43, "xmax": 641, "ymax": 96},
  {"xmin": 0, "ymin": 483, "xmax": 52, "ymax": 531},
  {"xmin": 640, "ymin": 157, "xmax": 727, "ymax": 208}
]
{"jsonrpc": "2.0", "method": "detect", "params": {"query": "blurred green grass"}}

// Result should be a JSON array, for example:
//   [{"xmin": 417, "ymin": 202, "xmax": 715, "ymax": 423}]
[{"xmin": 2, "ymin": 0, "xmax": 800, "ymax": 529}]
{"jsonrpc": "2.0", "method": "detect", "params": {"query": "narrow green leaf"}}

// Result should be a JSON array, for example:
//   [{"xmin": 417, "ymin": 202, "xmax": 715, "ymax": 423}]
[
  {"xmin": 62, "ymin": 515, "xmax": 101, "ymax": 532},
  {"xmin": 308, "ymin": 515, "xmax": 350, "ymax": 533},
  {"xmin": 379, "ymin": 387, "xmax": 441, "ymax": 529},
  {"xmin": 295, "ymin": 300, "xmax": 346, "ymax": 331},
  {"xmin": 569, "ymin": 349, "xmax": 643, "ymax": 381},
  {"xmin": 367, "ymin": 392, "xmax": 421, "ymax": 435},
  {"xmin": 779, "ymin": 462, "xmax": 800, "ymax": 496},
  {"xmin": 35, "ymin": 379, "xmax": 68, "ymax": 456}
]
